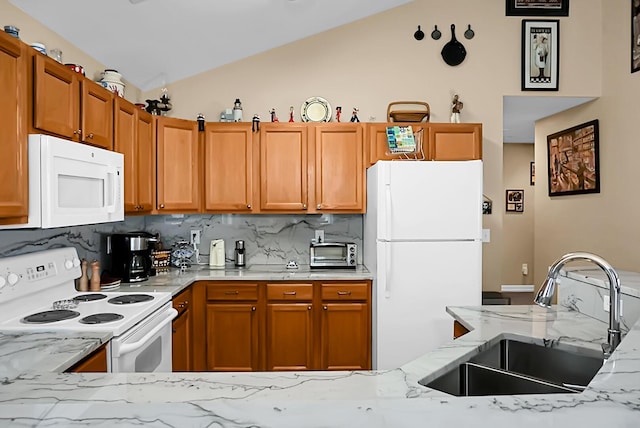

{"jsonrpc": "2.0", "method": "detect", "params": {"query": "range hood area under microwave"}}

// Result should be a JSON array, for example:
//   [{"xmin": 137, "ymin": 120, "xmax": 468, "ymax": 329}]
[{"xmin": 0, "ymin": 134, "xmax": 124, "ymax": 229}]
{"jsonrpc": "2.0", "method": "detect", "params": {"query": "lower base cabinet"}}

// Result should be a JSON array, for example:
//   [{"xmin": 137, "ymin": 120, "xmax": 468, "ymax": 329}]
[
  {"xmin": 172, "ymin": 287, "xmax": 193, "ymax": 371},
  {"xmin": 194, "ymin": 280, "xmax": 371, "ymax": 372},
  {"xmin": 67, "ymin": 344, "xmax": 108, "ymax": 373}
]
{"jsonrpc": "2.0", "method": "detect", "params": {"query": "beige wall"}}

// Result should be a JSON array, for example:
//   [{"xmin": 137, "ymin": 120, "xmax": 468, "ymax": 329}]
[
  {"xmin": 144, "ymin": 0, "xmax": 603, "ymax": 291},
  {"xmin": 1, "ymin": 0, "xmax": 141, "ymax": 102},
  {"xmin": 534, "ymin": 2, "xmax": 640, "ymax": 287},
  {"xmin": 502, "ymin": 144, "xmax": 535, "ymax": 287}
]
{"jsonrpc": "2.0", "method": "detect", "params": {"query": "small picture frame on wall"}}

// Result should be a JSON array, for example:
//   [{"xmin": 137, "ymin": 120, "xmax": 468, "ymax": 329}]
[
  {"xmin": 632, "ymin": 0, "xmax": 640, "ymax": 73},
  {"xmin": 530, "ymin": 161, "xmax": 535, "ymax": 185},
  {"xmin": 522, "ymin": 19, "xmax": 559, "ymax": 91},
  {"xmin": 506, "ymin": 189, "xmax": 525, "ymax": 212},
  {"xmin": 506, "ymin": 0, "xmax": 569, "ymax": 17},
  {"xmin": 547, "ymin": 119, "xmax": 600, "ymax": 196}
]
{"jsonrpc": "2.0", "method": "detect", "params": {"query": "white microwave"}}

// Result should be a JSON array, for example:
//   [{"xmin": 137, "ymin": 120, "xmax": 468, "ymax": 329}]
[{"xmin": 0, "ymin": 134, "xmax": 124, "ymax": 229}]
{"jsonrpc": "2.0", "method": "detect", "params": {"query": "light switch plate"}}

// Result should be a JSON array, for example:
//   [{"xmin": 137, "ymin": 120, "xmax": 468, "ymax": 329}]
[{"xmin": 482, "ymin": 229, "xmax": 490, "ymax": 243}]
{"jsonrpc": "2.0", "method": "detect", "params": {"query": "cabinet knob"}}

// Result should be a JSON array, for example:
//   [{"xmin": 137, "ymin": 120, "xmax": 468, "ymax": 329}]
[
  {"xmin": 317, "ymin": 204, "xmax": 322, "ymax": 210},
  {"xmin": 86, "ymin": 133, "xmax": 94, "ymax": 139},
  {"xmin": 73, "ymin": 129, "xmax": 82, "ymax": 136},
  {"xmin": 302, "ymin": 204, "xmax": 307, "ymax": 210},
  {"xmin": 247, "ymin": 204, "xmax": 252, "ymax": 209},
  {"xmin": 323, "ymin": 305, "xmax": 328, "ymax": 310},
  {"xmin": 159, "ymin": 204, "xmax": 165, "ymax": 209},
  {"xmin": 283, "ymin": 291, "xmax": 297, "ymax": 296},
  {"xmin": 308, "ymin": 306, "xmax": 312, "ymax": 310},
  {"xmin": 251, "ymin": 306, "xmax": 256, "ymax": 311}
]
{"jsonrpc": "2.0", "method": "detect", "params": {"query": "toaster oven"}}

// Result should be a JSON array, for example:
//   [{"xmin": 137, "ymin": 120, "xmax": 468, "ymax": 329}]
[{"xmin": 310, "ymin": 242, "xmax": 357, "ymax": 269}]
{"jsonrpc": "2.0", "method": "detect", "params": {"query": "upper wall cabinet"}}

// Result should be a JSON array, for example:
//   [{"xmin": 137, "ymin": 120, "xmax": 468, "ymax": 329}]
[
  {"xmin": 156, "ymin": 116, "xmax": 200, "ymax": 213},
  {"xmin": 114, "ymin": 98, "xmax": 155, "ymax": 214},
  {"xmin": 33, "ymin": 54, "xmax": 114, "ymax": 149},
  {"xmin": 366, "ymin": 123, "xmax": 429, "ymax": 166},
  {"xmin": 0, "ymin": 32, "xmax": 28, "ymax": 221},
  {"xmin": 259, "ymin": 123, "xmax": 309, "ymax": 213},
  {"xmin": 313, "ymin": 123, "xmax": 365, "ymax": 213},
  {"xmin": 203, "ymin": 123, "xmax": 255, "ymax": 213}
]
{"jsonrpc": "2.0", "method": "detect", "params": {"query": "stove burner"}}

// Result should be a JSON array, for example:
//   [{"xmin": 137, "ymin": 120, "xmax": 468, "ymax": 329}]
[
  {"xmin": 80, "ymin": 313, "xmax": 124, "ymax": 324},
  {"xmin": 22, "ymin": 310, "xmax": 80, "ymax": 324},
  {"xmin": 108, "ymin": 294, "xmax": 154, "ymax": 305},
  {"xmin": 73, "ymin": 293, "xmax": 108, "ymax": 302}
]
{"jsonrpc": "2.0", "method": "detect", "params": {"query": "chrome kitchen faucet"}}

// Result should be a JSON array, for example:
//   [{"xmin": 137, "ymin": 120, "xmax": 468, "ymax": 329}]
[{"xmin": 534, "ymin": 252, "xmax": 622, "ymax": 359}]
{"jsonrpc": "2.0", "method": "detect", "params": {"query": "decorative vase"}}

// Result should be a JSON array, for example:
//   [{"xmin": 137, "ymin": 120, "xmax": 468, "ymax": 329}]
[{"xmin": 100, "ymin": 69, "xmax": 125, "ymax": 97}]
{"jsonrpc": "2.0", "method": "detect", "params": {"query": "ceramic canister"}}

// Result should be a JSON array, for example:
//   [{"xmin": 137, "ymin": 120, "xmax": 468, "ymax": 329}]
[{"xmin": 100, "ymin": 69, "xmax": 125, "ymax": 97}]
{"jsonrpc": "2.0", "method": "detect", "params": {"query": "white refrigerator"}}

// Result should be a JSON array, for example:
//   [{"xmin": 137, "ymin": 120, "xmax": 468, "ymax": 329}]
[{"xmin": 364, "ymin": 160, "xmax": 483, "ymax": 370}]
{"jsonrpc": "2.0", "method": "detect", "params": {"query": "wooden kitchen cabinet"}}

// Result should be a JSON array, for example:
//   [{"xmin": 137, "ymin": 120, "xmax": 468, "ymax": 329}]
[
  {"xmin": 172, "ymin": 287, "xmax": 193, "ymax": 371},
  {"xmin": 204, "ymin": 283, "xmax": 260, "ymax": 371},
  {"xmin": 203, "ymin": 123, "xmax": 255, "ymax": 213},
  {"xmin": 67, "ymin": 344, "xmax": 108, "ymax": 373},
  {"xmin": 314, "ymin": 124, "xmax": 366, "ymax": 213},
  {"xmin": 156, "ymin": 116, "xmax": 200, "ymax": 213},
  {"xmin": 265, "ymin": 283, "xmax": 314, "ymax": 371},
  {"xmin": 259, "ymin": 123, "xmax": 309, "ymax": 212},
  {"xmin": 0, "ymin": 32, "xmax": 28, "ymax": 222},
  {"xmin": 114, "ymin": 98, "xmax": 155, "ymax": 214},
  {"xmin": 320, "ymin": 282, "xmax": 371, "ymax": 370},
  {"xmin": 428, "ymin": 123, "xmax": 482, "ymax": 161},
  {"xmin": 33, "ymin": 54, "xmax": 114, "ymax": 149},
  {"xmin": 453, "ymin": 320, "xmax": 470, "ymax": 339}
]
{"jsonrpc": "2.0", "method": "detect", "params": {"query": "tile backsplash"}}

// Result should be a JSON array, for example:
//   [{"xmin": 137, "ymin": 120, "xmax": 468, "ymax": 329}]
[{"xmin": 0, "ymin": 214, "xmax": 363, "ymax": 268}]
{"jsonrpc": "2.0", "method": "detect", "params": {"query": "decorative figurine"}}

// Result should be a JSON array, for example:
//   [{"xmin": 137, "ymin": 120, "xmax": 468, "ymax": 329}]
[
  {"xmin": 289, "ymin": 106, "xmax": 295, "ymax": 122},
  {"xmin": 450, "ymin": 94, "xmax": 463, "ymax": 123},
  {"xmin": 350, "ymin": 107, "xmax": 360, "ymax": 123},
  {"xmin": 270, "ymin": 108, "xmax": 279, "ymax": 122},
  {"xmin": 145, "ymin": 88, "xmax": 172, "ymax": 116},
  {"xmin": 336, "ymin": 106, "xmax": 342, "ymax": 122},
  {"xmin": 233, "ymin": 98, "xmax": 243, "ymax": 122},
  {"xmin": 252, "ymin": 114, "xmax": 261, "ymax": 132}
]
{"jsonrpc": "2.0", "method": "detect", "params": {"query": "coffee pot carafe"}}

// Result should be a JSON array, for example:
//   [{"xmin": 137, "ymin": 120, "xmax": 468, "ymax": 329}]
[{"xmin": 234, "ymin": 240, "xmax": 246, "ymax": 267}]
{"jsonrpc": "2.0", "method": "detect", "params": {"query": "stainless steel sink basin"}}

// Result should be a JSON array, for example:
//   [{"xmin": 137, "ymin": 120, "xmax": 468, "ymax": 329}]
[{"xmin": 420, "ymin": 337, "xmax": 605, "ymax": 396}]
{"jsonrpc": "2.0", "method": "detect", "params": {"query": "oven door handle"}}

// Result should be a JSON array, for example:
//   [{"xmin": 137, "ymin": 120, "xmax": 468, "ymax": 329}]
[{"xmin": 113, "ymin": 308, "xmax": 178, "ymax": 357}]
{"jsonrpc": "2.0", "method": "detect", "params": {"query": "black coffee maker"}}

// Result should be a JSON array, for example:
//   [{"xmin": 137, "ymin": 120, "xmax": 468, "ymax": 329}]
[{"xmin": 106, "ymin": 232, "xmax": 157, "ymax": 283}]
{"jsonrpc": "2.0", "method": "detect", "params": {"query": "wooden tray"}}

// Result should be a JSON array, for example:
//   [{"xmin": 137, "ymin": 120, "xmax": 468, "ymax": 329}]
[{"xmin": 387, "ymin": 101, "xmax": 430, "ymax": 122}]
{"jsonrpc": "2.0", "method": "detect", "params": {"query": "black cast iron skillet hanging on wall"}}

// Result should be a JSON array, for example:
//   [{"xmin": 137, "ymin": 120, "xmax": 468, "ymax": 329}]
[{"xmin": 441, "ymin": 24, "xmax": 466, "ymax": 66}]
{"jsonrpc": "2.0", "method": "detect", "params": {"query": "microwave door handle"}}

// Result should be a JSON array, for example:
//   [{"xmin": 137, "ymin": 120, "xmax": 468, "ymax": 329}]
[
  {"xmin": 113, "ymin": 308, "xmax": 177, "ymax": 357},
  {"xmin": 105, "ymin": 168, "xmax": 117, "ymax": 213}
]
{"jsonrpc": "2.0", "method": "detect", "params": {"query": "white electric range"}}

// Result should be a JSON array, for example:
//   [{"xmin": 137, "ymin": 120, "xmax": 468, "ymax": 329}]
[{"xmin": 0, "ymin": 247, "xmax": 177, "ymax": 372}]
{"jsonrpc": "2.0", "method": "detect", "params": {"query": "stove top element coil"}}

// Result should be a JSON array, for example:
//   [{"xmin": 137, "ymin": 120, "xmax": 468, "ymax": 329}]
[
  {"xmin": 73, "ymin": 293, "xmax": 108, "ymax": 302},
  {"xmin": 22, "ymin": 309, "xmax": 80, "ymax": 324},
  {"xmin": 107, "ymin": 294, "xmax": 154, "ymax": 305},
  {"xmin": 80, "ymin": 313, "xmax": 125, "ymax": 324}
]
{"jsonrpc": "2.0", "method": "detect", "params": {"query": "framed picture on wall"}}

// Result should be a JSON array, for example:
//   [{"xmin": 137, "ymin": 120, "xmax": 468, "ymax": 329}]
[
  {"xmin": 530, "ymin": 161, "xmax": 535, "ymax": 185},
  {"xmin": 506, "ymin": 0, "xmax": 569, "ymax": 17},
  {"xmin": 505, "ymin": 189, "xmax": 525, "ymax": 212},
  {"xmin": 547, "ymin": 119, "xmax": 600, "ymax": 197},
  {"xmin": 522, "ymin": 20, "xmax": 560, "ymax": 91},
  {"xmin": 633, "ymin": 0, "xmax": 640, "ymax": 73}
]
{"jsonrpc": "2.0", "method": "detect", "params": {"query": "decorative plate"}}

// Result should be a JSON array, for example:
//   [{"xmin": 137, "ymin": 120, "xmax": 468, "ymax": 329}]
[{"xmin": 301, "ymin": 97, "xmax": 332, "ymax": 122}]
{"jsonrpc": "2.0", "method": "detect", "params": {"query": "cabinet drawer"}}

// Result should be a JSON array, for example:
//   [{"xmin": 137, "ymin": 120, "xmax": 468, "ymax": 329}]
[
  {"xmin": 207, "ymin": 283, "xmax": 258, "ymax": 301},
  {"xmin": 267, "ymin": 283, "xmax": 313, "ymax": 301},
  {"xmin": 321, "ymin": 283, "xmax": 369, "ymax": 301}
]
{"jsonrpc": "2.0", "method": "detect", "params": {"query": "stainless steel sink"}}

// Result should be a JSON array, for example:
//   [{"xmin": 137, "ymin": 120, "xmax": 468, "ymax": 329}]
[{"xmin": 420, "ymin": 338, "xmax": 605, "ymax": 396}]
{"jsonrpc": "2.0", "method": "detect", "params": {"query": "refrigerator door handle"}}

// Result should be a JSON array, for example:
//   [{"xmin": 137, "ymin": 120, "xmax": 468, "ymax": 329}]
[
  {"xmin": 385, "ymin": 184, "xmax": 392, "ymax": 240},
  {"xmin": 385, "ymin": 241, "xmax": 391, "ymax": 298}
]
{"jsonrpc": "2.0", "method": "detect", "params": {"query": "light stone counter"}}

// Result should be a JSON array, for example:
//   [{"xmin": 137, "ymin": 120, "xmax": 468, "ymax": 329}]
[{"xmin": 0, "ymin": 305, "xmax": 639, "ymax": 427}]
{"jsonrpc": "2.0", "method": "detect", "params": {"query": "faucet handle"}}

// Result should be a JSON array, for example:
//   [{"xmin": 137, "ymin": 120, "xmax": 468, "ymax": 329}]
[{"xmin": 601, "ymin": 342, "xmax": 613, "ymax": 360}]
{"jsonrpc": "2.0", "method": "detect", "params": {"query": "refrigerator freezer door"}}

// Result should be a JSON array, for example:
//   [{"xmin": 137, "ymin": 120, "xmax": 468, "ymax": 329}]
[
  {"xmin": 373, "ymin": 240, "xmax": 481, "ymax": 370},
  {"xmin": 373, "ymin": 161, "xmax": 482, "ymax": 241}
]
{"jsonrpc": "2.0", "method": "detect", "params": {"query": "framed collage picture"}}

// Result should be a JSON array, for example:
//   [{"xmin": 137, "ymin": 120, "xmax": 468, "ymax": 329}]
[{"xmin": 505, "ymin": 189, "xmax": 525, "ymax": 212}]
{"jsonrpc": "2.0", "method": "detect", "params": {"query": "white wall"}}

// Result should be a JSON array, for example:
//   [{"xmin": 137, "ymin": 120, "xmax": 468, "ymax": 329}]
[{"xmin": 534, "ymin": 1, "xmax": 640, "ymax": 286}]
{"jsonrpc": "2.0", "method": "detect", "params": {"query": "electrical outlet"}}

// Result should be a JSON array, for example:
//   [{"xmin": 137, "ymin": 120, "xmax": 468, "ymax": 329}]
[
  {"xmin": 190, "ymin": 229, "xmax": 201, "ymax": 245},
  {"xmin": 603, "ymin": 295, "xmax": 623, "ymax": 316},
  {"xmin": 315, "ymin": 230, "xmax": 324, "ymax": 243}
]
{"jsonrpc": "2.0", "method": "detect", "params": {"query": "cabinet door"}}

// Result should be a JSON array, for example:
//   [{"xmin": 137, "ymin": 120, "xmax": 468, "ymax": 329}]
[
  {"xmin": 114, "ymin": 98, "xmax": 137, "ymax": 213},
  {"xmin": 172, "ymin": 288, "xmax": 192, "ymax": 371},
  {"xmin": 66, "ymin": 344, "xmax": 108, "ymax": 373},
  {"xmin": 260, "ymin": 124, "xmax": 308, "ymax": 212},
  {"xmin": 367, "ymin": 123, "xmax": 429, "ymax": 165},
  {"xmin": 206, "ymin": 303, "xmax": 259, "ymax": 371},
  {"xmin": 204, "ymin": 123, "xmax": 254, "ymax": 212},
  {"xmin": 0, "ymin": 33, "xmax": 28, "ymax": 220},
  {"xmin": 135, "ymin": 110, "xmax": 154, "ymax": 213},
  {"xmin": 314, "ymin": 124, "xmax": 365, "ymax": 212},
  {"xmin": 320, "ymin": 303, "xmax": 370, "ymax": 370},
  {"xmin": 428, "ymin": 123, "xmax": 482, "ymax": 160},
  {"xmin": 266, "ymin": 303, "xmax": 314, "ymax": 371},
  {"xmin": 33, "ymin": 54, "xmax": 80, "ymax": 140},
  {"xmin": 81, "ymin": 80, "xmax": 113, "ymax": 149},
  {"xmin": 156, "ymin": 117, "xmax": 200, "ymax": 212}
]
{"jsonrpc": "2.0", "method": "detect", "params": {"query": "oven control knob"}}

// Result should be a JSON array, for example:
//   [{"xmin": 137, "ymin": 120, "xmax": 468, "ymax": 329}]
[
  {"xmin": 72, "ymin": 257, "xmax": 81, "ymax": 267},
  {"xmin": 7, "ymin": 272, "xmax": 18, "ymax": 286},
  {"xmin": 0, "ymin": 276, "xmax": 5, "ymax": 289},
  {"xmin": 64, "ymin": 259, "xmax": 74, "ymax": 270}
]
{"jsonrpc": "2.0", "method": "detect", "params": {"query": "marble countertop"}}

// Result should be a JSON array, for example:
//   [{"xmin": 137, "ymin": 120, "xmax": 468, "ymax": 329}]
[
  {"xmin": 561, "ymin": 266, "xmax": 640, "ymax": 299},
  {"xmin": 1, "ymin": 305, "xmax": 639, "ymax": 427},
  {"xmin": 115, "ymin": 264, "xmax": 373, "ymax": 297}
]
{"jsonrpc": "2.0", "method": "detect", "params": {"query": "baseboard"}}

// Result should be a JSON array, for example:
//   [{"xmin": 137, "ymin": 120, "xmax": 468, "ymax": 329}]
[{"xmin": 501, "ymin": 285, "xmax": 535, "ymax": 293}]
